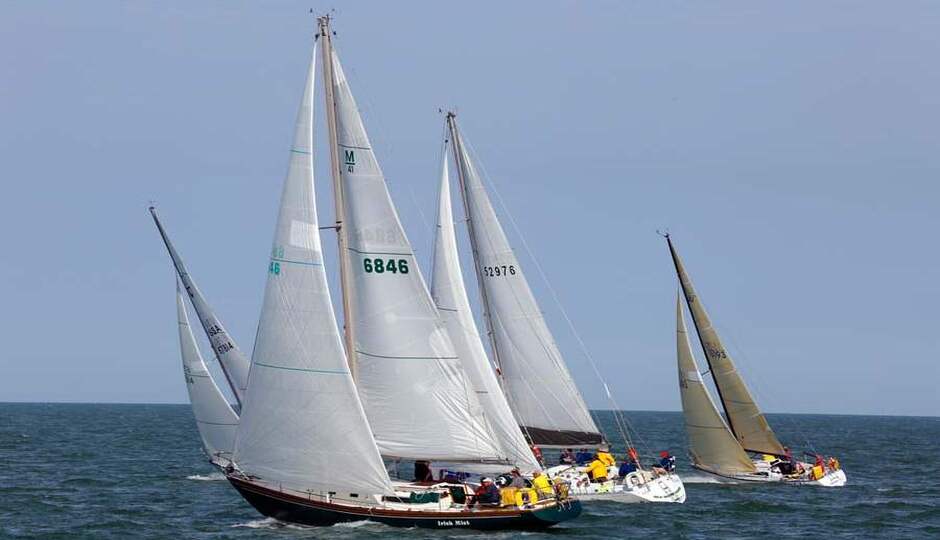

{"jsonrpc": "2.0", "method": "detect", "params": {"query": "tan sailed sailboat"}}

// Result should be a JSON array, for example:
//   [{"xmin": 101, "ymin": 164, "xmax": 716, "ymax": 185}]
[{"xmin": 666, "ymin": 234, "xmax": 846, "ymax": 486}]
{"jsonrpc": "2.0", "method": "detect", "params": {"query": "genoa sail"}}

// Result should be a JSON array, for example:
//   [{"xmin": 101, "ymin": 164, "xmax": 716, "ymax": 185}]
[
  {"xmin": 150, "ymin": 208, "xmax": 251, "ymax": 407},
  {"xmin": 431, "ymin": 146, "xmax": 542, "ymax": 471},
  {"xmin": 326, "ymin": 50, "xmax": 503, "ymax": 462},
  {"xmin": 676, "ymin": 294, "xmax": 756, "ymax": 473},
  {"xmin": 666, "ymin": 235, "xmax": 785, "ymax": 456},
  {"xmin": 232, "ymin": 46, "xmax": 394, "ymax": 496},
  {"xmin": 176, "ymin": 284, "xmax": 239, "ymax": 464},
  {"xmin": 446, "ymin": 114, "xmax": 601, "ymax": 447}
]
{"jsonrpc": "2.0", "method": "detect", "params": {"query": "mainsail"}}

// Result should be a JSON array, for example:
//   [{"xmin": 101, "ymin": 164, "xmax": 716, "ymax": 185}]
[
  {"xmin": 232, "ymin": 46, "xmax": 394, "ymax": 496},
  {"xmin": 151, "ymin": 208, "xmax": 251, "ymax": 406},
  {"xmin": 324, "ymin": 49, "xmax": 503, "ymax": 462},
  {"xmin": 446, "ymin": 114, "xmax": 601, "ymax": 447},
  {"xmin": 176, "ymin": 284, "xmax": 239, "ymax": 463},
  {"xmin": 676, "ymin": 294, "xmax": 756, "ymax": 473},
  {"xmin": 666, "ymin": 235, "xmax": 785, "ymax": 456},
  {"xmin": 431, "ymin": 146, "xmax": 542, "ymax": 471}
]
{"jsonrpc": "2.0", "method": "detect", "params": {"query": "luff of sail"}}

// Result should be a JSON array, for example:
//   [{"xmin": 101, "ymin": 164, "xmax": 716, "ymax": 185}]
[
  {"xmin": 232, "ymin": 45, "xmax": 394, "ymax": 496},
  {"xmin": 176, "ymin": 284, "xmax": 239, "ymax": 463},
  {"xmin": 150, "ymin": 208, "xmax": 251, "ymax": 407},
  {"xmin": 431, "ymin": 145, "xmax": 541, "ymax": 471},
  {"xmin": 676, "ymin": 294, "xmax": 756, "ymax": 473},
  {"xmin": 447, "ymin": 115, "xmax": 601, "ymax": 447},
  {"xmin": 667, "ymin": 236, "xmax": 785, "ymax": 456},
  {"xmin": 326, "ymin": 50, "xmax": 503, "ymax": 462}
]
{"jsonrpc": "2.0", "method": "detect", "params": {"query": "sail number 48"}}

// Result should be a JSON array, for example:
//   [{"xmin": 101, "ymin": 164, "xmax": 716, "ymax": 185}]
[{"xmin": 363, "ymin": 258, "xmax": 409, "ymax": 274}]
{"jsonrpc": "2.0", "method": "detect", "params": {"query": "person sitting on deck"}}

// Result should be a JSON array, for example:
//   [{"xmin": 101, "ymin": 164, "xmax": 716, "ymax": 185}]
[
  {"xmin": 559, "ymin": 448, "xmax": 576, "ymax": 465},
  {"xmin": 597, "ymin": 446, "xmax": 616, "ymax": 467},
  {"xmin": 586, "ymin": 455, "xmax": 609, "ymax": 483},
  {"xmin": 508, "ymin": 468, "xmax": 528, "ymax": 489},
  {"xmin": 618, "ymin": 456, "xmax": 639, "ymax": 477},
  {"xmin": 658, "ymin": 451, "xmax": 676, "ymax": 472},
  {"xmin": 467, "ymin": 477, "xmax": 500, "ymax": 507},
  {"xmin": 531, "ymin": 471, "xmax": 555, "ymax": 499},
  {"xmin": 575, "ymin": 450, "xmax": 593, "ymax": 465}
]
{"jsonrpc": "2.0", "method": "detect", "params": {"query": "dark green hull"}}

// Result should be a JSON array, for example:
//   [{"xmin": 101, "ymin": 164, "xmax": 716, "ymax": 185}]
[{"xmin": 228, "ymin": 476, "xmax": 581, "ymax": 530}]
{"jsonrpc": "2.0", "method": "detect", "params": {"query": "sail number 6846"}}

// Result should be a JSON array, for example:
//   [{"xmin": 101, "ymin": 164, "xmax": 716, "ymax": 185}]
[{"xmin": 363, "ymin": 258, "xmax": 409, "ymax": 274}]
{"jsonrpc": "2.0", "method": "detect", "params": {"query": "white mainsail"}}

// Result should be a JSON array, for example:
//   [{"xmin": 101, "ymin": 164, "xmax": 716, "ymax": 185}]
[
  {"xmin": 151, "ymin": 208, "xmax": 251, "ymax": 406},
  {"xmin": 676, "ymin": 294, "xmax": 756, "ymax": 474},
  {"xmin": 176, "ymin": 284, "xmax": 239, "ymax": 464},
  {"xmin": 232, "ymin": 46, "xmax": 394, "ymax": 496},
  {"xmin": 327, "ymin": 50, "xmax": 503, "ymax": 462},
  {"xmin": 431, "ymin": 147, "xmax": 542, "ymax": 471},
  {"xmin": 667, "ymin": 236, "xmax": 785, "ymax": 456},
  {"xmin": 447, "ymin": 115, "xmax": 601, "ymax": 447}
]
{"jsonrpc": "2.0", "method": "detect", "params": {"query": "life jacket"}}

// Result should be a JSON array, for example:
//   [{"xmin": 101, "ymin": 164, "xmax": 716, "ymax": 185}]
[
  {"xmin": 532, "ymin": 475, "xmax": 553, "ymax": 497},
  {"xmin": 597, "ymin": 452, "xmax": 616, "ymax": 467},
  {"xmin": 587, "ymin": 459, "xmax": 608, "ymax": 480}
]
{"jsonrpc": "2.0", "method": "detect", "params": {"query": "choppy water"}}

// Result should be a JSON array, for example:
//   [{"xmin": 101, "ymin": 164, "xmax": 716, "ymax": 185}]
[{"xmin": 1, "ymin": 403, "xmax": 937, "ymax": 539}]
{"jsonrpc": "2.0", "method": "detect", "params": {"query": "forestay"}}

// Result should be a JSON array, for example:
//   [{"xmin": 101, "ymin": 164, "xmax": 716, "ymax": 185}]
[
  {"xmin": 431, "ymin": 147, "xmax": 541, "ymax": 472},
  {"xmin": 326, "ymin": 50, "xmax": 502, "ymax": 462},
  {"xmin": 151, "ymin": 208, "xmax": 251, "ymax": 406},
  {"xmin": 676, "ymin": 295, "xmax": 756, "ymax": 474},
  {"xmin": 667, "ymin": 236, "xmax": 785, "ymax": 456},
  {"xmin": 176, "ymin": 285, "xmax": 239, "ymax": 463},
  {"xmin": 448, "ymin": 118, "xmax": 601, "ymax": 447},
  {"xmin": 233, "ymin": 47, "xmax": 394, "ymax": 496}
]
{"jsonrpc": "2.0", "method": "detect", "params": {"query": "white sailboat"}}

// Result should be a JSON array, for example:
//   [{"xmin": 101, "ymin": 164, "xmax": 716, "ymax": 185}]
[
  {"xmin": 175, "ymin": 282, "xmax": 239, "ymax": 467},
  {"xmin": 667, "ymin": 234, "xmax": 846, "ymax": 486},
  {"xmin": 165, "ymin": 17, "xmax": 581, "ymax": 529},
  {"xmin": 440, "ymin": 112, "xmax": 685, "ymax": 503}
]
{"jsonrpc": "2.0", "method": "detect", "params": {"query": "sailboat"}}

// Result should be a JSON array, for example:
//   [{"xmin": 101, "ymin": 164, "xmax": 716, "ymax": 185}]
[
  {"xmin": 161, "ymin": 17, "xmax": 581, "ymax": 529},
  {"xmin": 667, "ymin": 234, "xmax": 847, "ymax": 486},
  {"xmin": 439, "ymin": 112, "xmax": 685, "ymax": 503}
]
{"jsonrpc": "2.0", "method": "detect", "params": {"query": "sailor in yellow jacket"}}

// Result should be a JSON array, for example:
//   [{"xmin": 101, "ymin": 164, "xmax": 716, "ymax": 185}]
[
  {"xmin": 586, "ymin": 457, "xmax": 609, "ymax": 483},
  {"xmin": 531, "ymin": 471, "xmax": 554, "ymax": 499},
  {"xmin": 597, "ymin": 447, "xmax": 616, "ymax": 468}
]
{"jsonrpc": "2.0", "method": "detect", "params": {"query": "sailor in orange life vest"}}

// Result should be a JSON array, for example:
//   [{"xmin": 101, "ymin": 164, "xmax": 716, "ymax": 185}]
[{"xmin": 530, "ymin": 444, "xmax": 544, "ymax": 466}]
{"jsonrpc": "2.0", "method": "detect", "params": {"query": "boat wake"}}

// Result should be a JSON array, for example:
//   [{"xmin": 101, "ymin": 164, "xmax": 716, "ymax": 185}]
[
  {"xmin": 231, "ymin": 517, "xmax": 308, "ymax": 530},
  {"xmin": 186, "ymin": 472, "xmax": 226, "ymax": 482}
]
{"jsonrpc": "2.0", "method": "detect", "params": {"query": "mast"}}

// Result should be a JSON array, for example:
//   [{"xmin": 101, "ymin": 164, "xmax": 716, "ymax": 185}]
[
  {"xmin": 665, "ymin": 234, "xmax": 738, "ymax": 440},
  {"xmin": 446, "ymin": 112, "xmax": 502, "ymax": 373},
  {"xmin": 318, "ymin": 15, "xmax": 357, "ymax": 381}
]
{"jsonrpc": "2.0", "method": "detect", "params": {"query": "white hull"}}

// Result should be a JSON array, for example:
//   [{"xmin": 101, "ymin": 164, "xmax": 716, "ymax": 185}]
[
  {"xmin": 546, "ymin": 465, "xmax": 686, "ymax": 503},
  {"xmin": 693, "ymin": 461, "xmax": 847, "ymax": 487}
]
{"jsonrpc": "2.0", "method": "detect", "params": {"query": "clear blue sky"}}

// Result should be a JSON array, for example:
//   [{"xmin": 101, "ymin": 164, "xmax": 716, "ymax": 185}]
[{"xmin": 1, "ymin": 2, "xmax": 937, "ymax": 416}]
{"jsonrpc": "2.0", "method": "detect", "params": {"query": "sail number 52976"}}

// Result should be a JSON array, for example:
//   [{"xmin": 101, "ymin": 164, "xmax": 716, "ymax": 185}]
[
  {"xmin": 363, "ymin": 258, "xmax": 409, "ymax": 274},
  {"xmin": 483, "ymin": 265, "xmax": 516, "ymax": 277}
]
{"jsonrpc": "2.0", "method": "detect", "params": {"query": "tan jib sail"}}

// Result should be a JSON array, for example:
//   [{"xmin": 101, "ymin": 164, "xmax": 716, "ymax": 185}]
[
  {"xmin": 667, "ymin": 236, "xmax": 785, "ymax": 456},
  {"xmin": 677, "ymin": 295, "xmax": 756, "ymax": 473}
]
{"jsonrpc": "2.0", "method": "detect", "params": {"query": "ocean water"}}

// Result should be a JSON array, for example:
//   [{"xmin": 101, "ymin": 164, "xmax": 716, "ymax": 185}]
[{"xmin": 1, "ymin": 403, "xmax": 937, "ymax": 539}]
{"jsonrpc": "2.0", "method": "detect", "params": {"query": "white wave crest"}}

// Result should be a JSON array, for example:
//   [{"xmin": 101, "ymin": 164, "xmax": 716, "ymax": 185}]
[
  {"xmin": 681, "ymin": 474, "xmax": 724, "ymax": 484},
  {"xmin": 231, "ymin": 517, "xmax": 308, "ymax": 530},
  {"xmin": 186, "ymin": 472, "xmax": 226, "ymax": 481}
]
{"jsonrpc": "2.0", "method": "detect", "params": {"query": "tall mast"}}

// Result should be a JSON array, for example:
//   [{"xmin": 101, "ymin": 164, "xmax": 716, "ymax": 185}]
[
  {"xmin": 318, "ymin": 15, "xmax": 357, "ymax": 381},
  {"xmin": 446, "ymin": 112, "xmax": 503, "ymax": 374},
  {"xmin": 665, "ymin": 234, "xmax": 738, "ymax": 439}
]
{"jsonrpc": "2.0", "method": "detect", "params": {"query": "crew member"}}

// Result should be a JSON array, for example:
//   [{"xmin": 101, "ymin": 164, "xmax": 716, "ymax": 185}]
[
  {"xmin": 530, "ymin": 444, "xmax": 544, "ymax": 466},
  {"xmin": 659, "ymin": 450, "xmax": 676, "ymax": 472},
  {"xmin": 559, "ymin": 448, "xmax": 576, "ymax": 465},
  {"xmin": 618, "ymin": 456, "xmax": 638, "ymax": 477},
  {"xmin": 467, "ymin": 478, "xmax": 500, "ymax": 507},
  {"xmin": 531, "ymin": 471, "xmax": 554, "ymax": 499},
  {"xmin": 508, "ymin": 468, "xmax": 527, "ymax": 489},
  {"xmin": 413, "ymin": 460, "xmax": 433, "ymax": 482},
  {"xmin": 586, "ymin": 455, "xmax": 609, "ymax": 483},
  {"xmin": 597, "ymin": 446, "xmax": 616, "ymax": 467}
]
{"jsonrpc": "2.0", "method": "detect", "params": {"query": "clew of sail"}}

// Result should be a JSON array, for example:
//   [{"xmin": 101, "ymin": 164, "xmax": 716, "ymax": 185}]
[
  {"xmin": 151, "ymin": 208, "xmax": 251, "ymax": 407},
  {"xmin": 176, "ymin": 283, "xmax": 239, "ymax": 463},
  {"xmin": 667, "ymin": 236, "xmax": 785, "ymax": 456},
  {"xmin": 676, "ymin": 294, "xmax": 756, "ymax": 473},
  {"xmin": 232, "ymin": 46, "xmax": 394, "ymax": 496},
  {"xmin": 431, "ymin": 145, "xmax": 542, "ymax": 472},
  {"xmin": 447, "ymin": 115, "xmax": 601, "ymax": 447},
  {"xmin": 326, "ymin": 50, "xmax": 502, "ymax": 462}
]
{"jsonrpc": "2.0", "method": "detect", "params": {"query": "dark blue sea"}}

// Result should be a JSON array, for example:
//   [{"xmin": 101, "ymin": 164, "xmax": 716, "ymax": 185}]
[{"xmin": 1, "ymin": 404, "xmax": 937, "ymax": 539}]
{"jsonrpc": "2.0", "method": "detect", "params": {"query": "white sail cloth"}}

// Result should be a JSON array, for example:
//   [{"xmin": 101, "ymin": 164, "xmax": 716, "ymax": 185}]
[
  {"xmin": 151, "ymin": 209, "xmax": 251, "ymax": 406},
  {"xmin": 176, "ymin": 286, "xmax": 239, "ymax": 464},
  {"xmin": 329, "ymin": 51, "xmax": 503, "ymax": 462},
  {"xmin": 449, "ymin": 119, "xmax": 600, "ymax": 445},
  {"xmin": 668, "ymin": 237, "xmax": 785, "ymax": 456},
  {"xmin": 676, "ymin": 295, "xmax": 756, "ymax": 474},
  {"xmin": 431, "ymin": 151, "xmax": 541, "ymax": 472},
  {"xmin": 232, "ymin": 47, "xmax": 394, "ymax": 496}
]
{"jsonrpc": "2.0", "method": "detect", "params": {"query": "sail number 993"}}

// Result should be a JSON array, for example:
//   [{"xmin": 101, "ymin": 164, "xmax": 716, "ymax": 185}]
[
  {"xmin": 363, "ymin": 258, "xmax": 409, "ymax": 274},
  {"xmin": 483, "ymin": 265, "xmax": 516, "ymax": 277}
]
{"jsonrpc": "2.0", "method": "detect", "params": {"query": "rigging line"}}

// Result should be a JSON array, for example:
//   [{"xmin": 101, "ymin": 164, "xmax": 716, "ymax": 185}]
[{"xmin": 460, "ymin": 134, "xmax": 647, "ymax": 454}]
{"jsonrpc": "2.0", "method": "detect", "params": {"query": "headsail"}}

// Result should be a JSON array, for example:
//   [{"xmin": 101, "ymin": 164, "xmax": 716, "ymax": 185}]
[
  {"xmin": 232, "ymin": 45, "xmax": 394, "ymax": 496},
  {"xmin": 431, "ymin": 144, "xmax": 541, "ymax": 471},
  {"xmin": 151, "ymin": 208, "xmax": 251, "ymax": 406},
  {"xmin": 666, "ymin": 235, "xmax": 785, "ymax": 456},
  {"xmin": 325, "ymin": 49, "xmax": 503, "ymax": 462},
  {"xmin": 676, "ymin": 294, "xmax": 756, "ymax": 473},
  {"xmin": 176, "ymin": 284, "xmax": 239, "ymax": 464},
  {"xmin": 446, "ymin": 114, "xmax": 601, "ymax": 447}
]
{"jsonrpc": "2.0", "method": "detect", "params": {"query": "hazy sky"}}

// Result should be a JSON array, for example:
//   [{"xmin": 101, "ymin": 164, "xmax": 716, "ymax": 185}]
[{"xmin": 2, "ymin": 2, "xmax": 938, "ymax": 416}]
